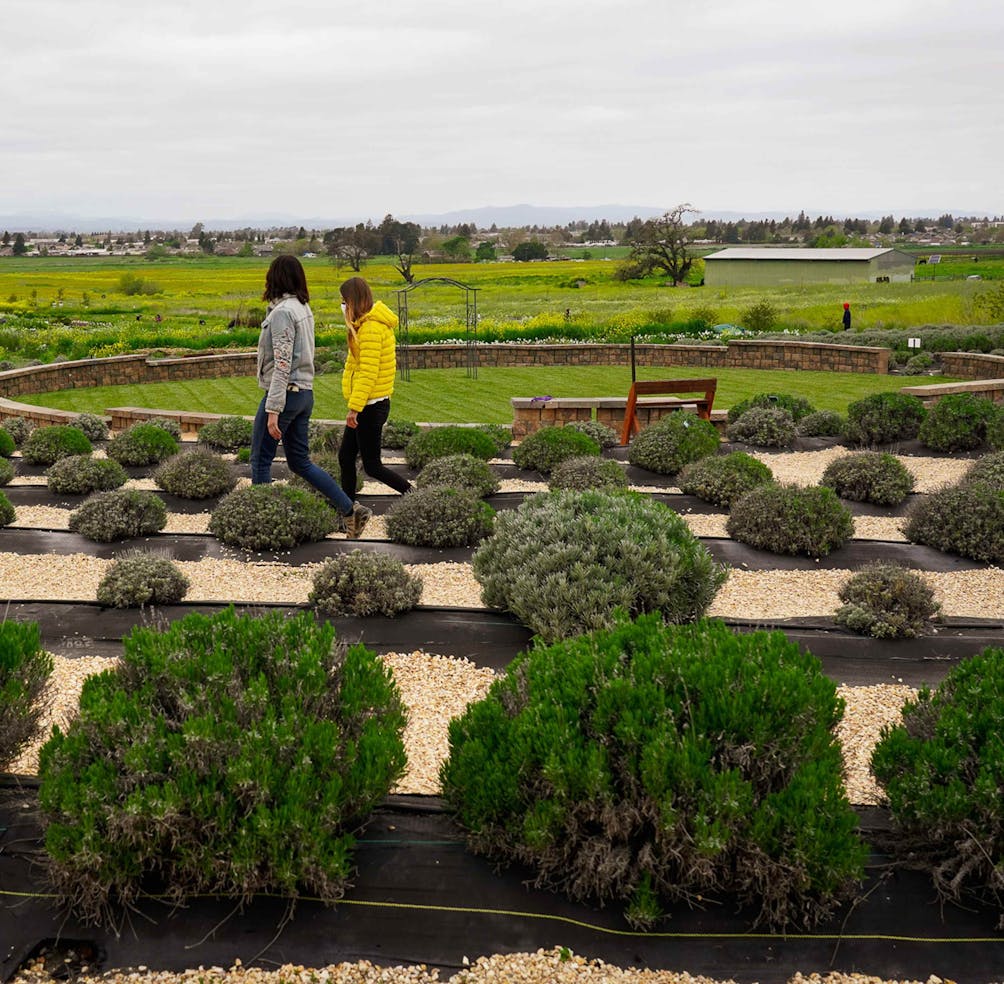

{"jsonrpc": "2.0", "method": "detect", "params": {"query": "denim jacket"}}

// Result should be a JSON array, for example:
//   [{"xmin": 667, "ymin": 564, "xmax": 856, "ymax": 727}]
[{"xmin": 257, "ymin": 294, "xmax": 315, "ymax": 413}]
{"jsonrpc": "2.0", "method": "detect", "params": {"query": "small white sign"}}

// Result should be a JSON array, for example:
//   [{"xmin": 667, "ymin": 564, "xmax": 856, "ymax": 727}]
[{"xmin": 907, "ymin": 337, "xmax": 922, "ymax": 349}]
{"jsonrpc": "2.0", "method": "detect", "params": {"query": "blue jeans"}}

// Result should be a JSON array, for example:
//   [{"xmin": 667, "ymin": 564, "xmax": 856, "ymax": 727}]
[{"xmin": 250, "ymin": 389, "xmax": 353, "ymax": 515}]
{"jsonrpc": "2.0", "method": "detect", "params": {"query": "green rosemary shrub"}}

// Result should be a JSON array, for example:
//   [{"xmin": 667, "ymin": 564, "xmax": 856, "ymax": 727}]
[
  {"xmin": 96, "ymin": 550, "xmax": 190, "ymax": 608},
  {"xmin": 845, "ymin": 392, "xmax": 926, "ymax": 446},
  {"xmin": 903, "ymin": 351, "xmax": 935, "ymax": 375},
  {"xmin": 962, "ymin": 451, "xmax": 1004, "ymax": 492},
  {"xmin": 0, "ymin": 458, "xmax": 13, "ymax": 486},
  {"xmin": 146, "ymin": 417, "xmax": 182, "ymax": 439},
  {"xmin": 416, "ymin": 454, "xmax": 500, "ymax": 498},
  {"xmin": 564, "ymin": 419, "xmax": 620, "ymax": 449},
  {"xmin": 473, "ymin": 490, "xmax": 727, "ymax": 643},
  {"xmin": 209, "ymin": 484, "xmax": 338, "ymax": 551},
  {"xmin": 989, "ymin": 411, "xmax": 1004, "ymax": 452},
  {"xmin": 871, "ymin": 647, "xmax": 1004, "ymax": 907},
  {"xmin": 441, "ymin": 614, "xmax": 865, "ymax": 930},
  {"xmin": 235, "ymin": 446, "xmax": 251, "ymax": 463},
  {"xmin": 796, "ymin": 410, "xmax": 846, "ymax": 438},
  {"xmin": 47, "ymin": 455, "xmax": 129, "ymax": 495},
  {"xmin": 472, "ymin": 423, "xmax": 513, "ymax": 455},
  {"xmin": 917, "ymin": 393, "xmax": 1000, "ymax": 452},
  {"xmin": 308, "ymin": 421, "xmax": 345, "ymax": 455},
  {"xmin": 38, "ymin": 608, "xmax": 406, "ymax": 927},
  {"xmin": 1, "ymin": 416, "xmax": 33, "ymax": 446},
  {"xmin": 0, "ymin": 428, "xmax": 14, "ymax": 458},
  {"xmin": 197, "ymin": 415, "xmax": 254, "ymax": 452},
  {"xmin": 385, "ymin": 487, "xmax": 495, "ymax": 548},
  {"xmin": 21, "ymin": 425, "xmax": 92, "ymax": 466},
  {"xmin": 834, "ymin": 563, "xmax": 941, "ymax": 639},
  {"xmin": 72, "ymin": 413, "xmax": 110, "ymax": 442},
  {"xmin": 405, "ymin": 426, "xmax": 497, "ymax": 470},
  {"xmin": 0, "ymin": 490, "xmax": 13, "ymax": 527},
  {"xmin": 153, "ymin": 448, "xmax": 237, "ymax": 499},
  {"xmin": 512, "ymin": 426, "xmax": 601, "ymax": 474},
  {"xmin": 627, "ymin": 413, "xmax": 721, "ymax": 475},
  {"xmin": 309, "ymin": 550, "xmax": 423, "ymax": 617},
  {"xmin": 549, "ymin": 455, "xmax": 629, "ymax": 492},
  {"xmin": 727, "ymin": 392, "xmax": 814, "ymax": 424},
  {"xmin": 904, "ymin": 484, "xmax": 1004, "ymax": 564},
  {"xmin": 727, "ymin": 484, "xmax": 854, "ymax": 557},
  {"xmin": 107, "ymin": 423, "xmax": 179, "ymax": 467},
  {"xmin": 68, "ymin": 489, "xmax": 168, "ymax": 543},
  {"xmin": 820, "ymin": 452, "xmax": 915, "ymax": 507},
  {"xmin": 678, "ymin": 452, "xmax": 774, "ymax": 508},
  {"xmin": 0, "ymin": 621, "xmax": 53, "ymax": 772},
  {"xmin": 726, "ymin": 407, "xmax": 797, "ymax": 449},
  {"xmin": 381, "ymin": 419, "xmax": 421, "ymax": 450}
]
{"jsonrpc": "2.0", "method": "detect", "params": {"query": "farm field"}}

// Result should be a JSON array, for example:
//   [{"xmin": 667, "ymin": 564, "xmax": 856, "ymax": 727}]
[{"xmin": 16, "ymin": 364, "xmax": 945, "ymax": 423}]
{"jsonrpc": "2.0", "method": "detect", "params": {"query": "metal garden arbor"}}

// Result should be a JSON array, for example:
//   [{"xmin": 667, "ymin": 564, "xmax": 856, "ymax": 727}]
[{"xmin": 394, "ymin": 277, "xmax": 479, "ymax": 381}]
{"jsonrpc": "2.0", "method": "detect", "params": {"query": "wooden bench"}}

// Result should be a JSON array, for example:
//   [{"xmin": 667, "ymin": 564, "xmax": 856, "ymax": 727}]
[{"xmin": 620, "ymin": 378, "xmax": 717, "ymax": 445}]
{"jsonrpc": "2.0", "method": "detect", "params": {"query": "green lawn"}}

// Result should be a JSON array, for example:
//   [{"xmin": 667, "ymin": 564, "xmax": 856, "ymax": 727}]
[{"xmin": 21, "ymin": 365, "xmax": 948, "ymax": 424}]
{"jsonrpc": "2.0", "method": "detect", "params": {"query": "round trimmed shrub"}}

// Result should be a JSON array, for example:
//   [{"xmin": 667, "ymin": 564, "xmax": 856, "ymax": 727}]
[
  {"xmin": 549, "ymin": 455, "xmax": 629, "ymax": 492},
  {"xmin": 404, "ymin": 426, "xmax": 496, "ymax": 470},
  {"xmin": 107, "ymin": 423, "xmax": 179, "ymax": 466},
  {"xmin": 904, "ymin": 484, "xmax": 1004, "ymax": 564},
  {"xmin": 96, "ymin": 550, "xmax": 190, "ymax": 608},
  {"xmin": 727, "ymin": 484, "xmax": 854, "ymax": 557},
  {"xmin": 68, "ymin": 489, "xmax": 168, "ymax": 542},
  {"xmin": 903, "ymin": 351, "xmax": 935, "ymax": 375},
  {"xmin": 871, "ymin": 647, "xmax": 1004, "ymax": 907},
  {"xmin": 416, "ymin": 454, "xmax": 500, "ymax": 498},
  {"xmin": 73, "ymin": 413, "xmax": 110, "ymax": 442},
  {"xmin": 727, "ymin": 392, "xmax": 814, "ymax": 424},
  {"xmin": 154, "ymin": 448, "xmax": 238, "ymax": 499},
  {"xmin": 47, "ymin": 455, "xmax": 128, "ymax": 495},
  {"xmin": 962, "ymin": 451, "xmax": 1004, "ymax": 492},
  {"xmin": 38, "ymin": 608, "xmax": 406, "ymax": 927},
  {"xmin": 727, "ymin": 407, "xmax": 797, "ymax": 449},
  {"xmin": 0, "ymin": 428, "xmax": 14, "ymax": 458},
  {"xmin": 987, "ymin": 409, "xmax": 1004, "ymax": 452},
  {"xmin": 845, "ymin": 392, "xmax": 926, "ymax": 446},
  {"xmin": 385, "ymin": 487, "xmax": 495, "ymax": 548},
  {"xmin": 209, "ymin": 484, "xmax": 338, "ymax": 551},
  {"xmin": 308, "ymin": 422, "xmax": 344, "ymax": 455},
  {"xmin": 381, "ymin": 419, "xmax": 421, "ymax": 450},
  {"xmin": 0, "ymin": 490, "xmax": 14, "ymax": 527},
  {"xmin": 473, "ymin": 490, "xmax": 727, "ymax": 643},
  {"xmin": 797, "ymin": 410, "xmax": 846, "ymax": 438},
  {"xmin": 917, "ymin": 393, "xmax": 1000, "ymax": 452},
  {"xmin": 146, "ymin": 417, "xmax": 182, "ymax": 439},
  {"xmin": 441, "ymin": 614, "xmax": 865, "ymax": 930},
  {"xmin": 820, "ymin": 452, "xmax": 915, "ymax": 506},
  {"xmin": 1, "ymin": 417, "xmax": 33, "ymax": 446},
  {"xmin": 0, "ymin": 458, "xmax": 13, "ymax": 486},
  {"xmin": 627, "ymin": 413, "xmax": 721, "ymax": 475},
  {"xmin": 1, "ymin": 621, "xmax": 53, "ymax": 772},
  {"xmin": 564, "ymin": 419, "xmax": 620, "ymax": 449},
  {"xmin": 834, "ymin": 563, "xmax": 941, "ymax": 639},
  {"xmin": 197, "ymin": 415, "xmax": 254, "ymax": 452},
  {"xmin": 235, "ymin": 446, "xmax": 251, "ymax": 464},
  {"xmin": 473, "ymin": 423, "xmax": 513, "ymax": 455},
  {"xmin": 512, "ymin": 426, "xmax": 600, "ymax": 474},
  {"xmin": 678, "ymin": 451, "xmax": 774, "ymax": 508},
  {"xmin": 22, "ymin": 425, "xmax": 92, "ymax": 466},
  {"xmin": 309, "ymin": 550, "xmax": 423, "ymax": 617}
]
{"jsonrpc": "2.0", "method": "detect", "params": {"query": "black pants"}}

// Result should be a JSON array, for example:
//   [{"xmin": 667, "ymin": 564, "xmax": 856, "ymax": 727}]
[{"xmin": 338, "ymin": 399, "xmax": 412, "ymax": 498}]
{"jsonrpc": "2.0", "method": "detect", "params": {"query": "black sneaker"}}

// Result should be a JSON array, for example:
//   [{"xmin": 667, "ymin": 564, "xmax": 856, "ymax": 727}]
[{"xmin": 345, "ymin": 502, "xmax": 372, "ymax": 539}]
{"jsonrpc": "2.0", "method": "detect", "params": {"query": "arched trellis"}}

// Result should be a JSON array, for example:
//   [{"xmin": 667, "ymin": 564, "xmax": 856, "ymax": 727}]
[{"xmin": 394, "ymin": 277, "xmax": 478, "ymax": 381}]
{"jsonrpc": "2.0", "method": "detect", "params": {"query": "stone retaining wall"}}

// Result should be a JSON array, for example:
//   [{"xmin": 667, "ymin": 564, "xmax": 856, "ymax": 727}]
[{"xmin": 940, "ymin": 352, "xmax": 1004, "ymax": 380}]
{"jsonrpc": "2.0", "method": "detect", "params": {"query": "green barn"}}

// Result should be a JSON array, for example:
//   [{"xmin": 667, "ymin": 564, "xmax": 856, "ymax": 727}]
[{"xmin": 703, "ymin": 247, "xmax": 915, "ymax": 287}]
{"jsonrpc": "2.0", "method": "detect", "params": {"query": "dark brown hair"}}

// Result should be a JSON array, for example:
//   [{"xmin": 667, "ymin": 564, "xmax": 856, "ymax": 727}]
[
  {"xmin": 263, "ymin": 255, "xmax": 309, "ymax": 304},
  {"xmin": 340, "ymin": 276, "xmax": 373, "ymax": 323}
]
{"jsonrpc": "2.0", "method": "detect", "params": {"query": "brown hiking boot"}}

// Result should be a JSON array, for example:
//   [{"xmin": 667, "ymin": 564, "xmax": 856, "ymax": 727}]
[{"xmin": 344, "ymin": 502, "xmax": 372, "ymax": 539}]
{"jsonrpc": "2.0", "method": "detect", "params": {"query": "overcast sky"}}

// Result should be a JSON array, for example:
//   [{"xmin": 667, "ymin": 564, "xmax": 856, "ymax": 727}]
[{"xmin": 4, "ymin": 0, "xmax": 1002, "ymax": 226}]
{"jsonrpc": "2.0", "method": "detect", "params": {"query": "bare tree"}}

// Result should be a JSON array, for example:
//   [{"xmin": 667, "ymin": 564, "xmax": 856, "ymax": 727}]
[{"xmin": 623, "ymin": 203, "xmax": 699, "ymax": 285}]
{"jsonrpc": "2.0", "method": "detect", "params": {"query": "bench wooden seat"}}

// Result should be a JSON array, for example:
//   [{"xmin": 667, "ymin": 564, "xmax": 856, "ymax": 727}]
[{"xmin": 620, "ymin": 378, "xmax": 717, "ymax": 445}]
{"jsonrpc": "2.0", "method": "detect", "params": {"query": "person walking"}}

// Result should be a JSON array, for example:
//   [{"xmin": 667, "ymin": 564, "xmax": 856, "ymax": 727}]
[
  {"xmin": 338, "ymin": 276, "xmax": 413, "ymax": 502},
  {"xmin": 842, "ymin": 302, "xmax": 852, "ymax": 331},
  {"xmin": 250, "ymin": 255, "xmax": 371, "ymax": 538}
]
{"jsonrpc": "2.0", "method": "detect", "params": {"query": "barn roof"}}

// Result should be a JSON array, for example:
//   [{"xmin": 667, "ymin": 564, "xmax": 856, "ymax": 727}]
[{"xmin": 704, "ymin": 247, "xmax": 895, "ymax": 262}]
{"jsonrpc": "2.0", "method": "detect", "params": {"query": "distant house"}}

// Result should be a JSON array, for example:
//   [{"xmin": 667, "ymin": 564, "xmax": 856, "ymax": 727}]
[{"xmin": 703, "ymin": 247, "xmax": 915, "ymax": 287}]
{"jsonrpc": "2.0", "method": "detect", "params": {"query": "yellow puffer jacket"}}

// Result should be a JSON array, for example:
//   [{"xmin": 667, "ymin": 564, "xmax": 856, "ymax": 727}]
[{"xmin": 341, "ymin": 300, "xmax": 398, "ymax": 412}]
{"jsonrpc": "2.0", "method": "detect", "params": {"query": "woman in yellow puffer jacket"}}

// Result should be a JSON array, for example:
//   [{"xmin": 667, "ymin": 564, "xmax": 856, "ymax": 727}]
[{"xmin": 337, "ymin": 276, "xmax": 413, "ymax": 499}]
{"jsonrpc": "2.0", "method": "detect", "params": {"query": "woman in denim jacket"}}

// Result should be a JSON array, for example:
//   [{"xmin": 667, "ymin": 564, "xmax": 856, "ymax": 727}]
[{"xmin": 250, "ymin": 255, "xmax": 371, "ymax": 538}]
